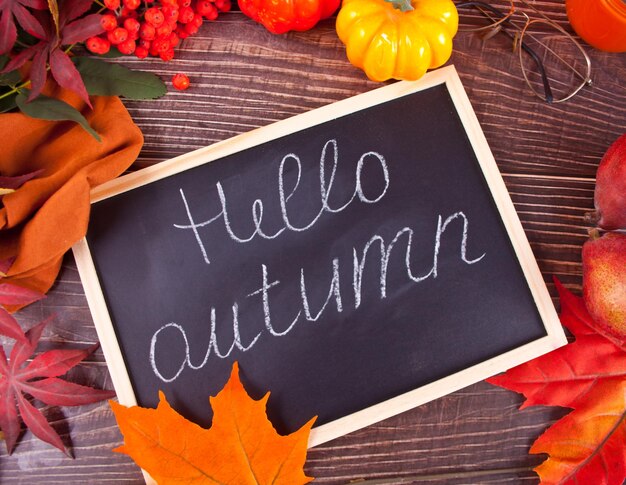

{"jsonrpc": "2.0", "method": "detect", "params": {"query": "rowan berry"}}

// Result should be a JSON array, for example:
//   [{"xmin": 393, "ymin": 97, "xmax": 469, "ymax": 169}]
[
  {"xmin": 168, "ymin": 31, "xmax": 179, "ymax": 47},
  {"xmin": 161, "ymin": 0, "xmax": 178, "ymax": 6},
  {"xmin": 195, "ymin": 0, "xmax": 216, "ymax": 18},
  {"xmin": 123, "ymin": 0, "xmax": 141, "ymax": 9},
  {"xmin": 139, "ymin": 22, "xmax": 156, "ymax": 40},
  {"xmin": 214, "ymin": 0, "xmax": 230, "ymax": 11},
  {"xmin": 86, "ymin": 36, "xmax": 111, "ymax": 54},
  {"xmin": 121, "ymin": 7, "xmax": 139, "ymax": 17},
  {"xmin": 104, "ymin": 0, "xmax": 120, "ymax": 9},
  {"xmin": 162, "ymin": 5, "xmax": 179, "ymax": 24},
  {"xmin": 138, "ymin": 38, "xmax": 151, "ymax": 48},
  {"xmin": 176, "ymin": 27, "xmax": 190, "ymax": 39},
  {"xmin": 145, "ymin": 7, "xmax": 165, "ymax": 26},
  {"xmin": 124, "ymin": 17, "xmax": 141, "ymax": 34},
  {"xmin": 191, "ymin": 13, "xmax": 203, "ymax": 27},
  {"xmin": 178, "ymin": 6, "xmax": 194, "ymax": 23},
  {"xmin": 184, "ymin": 22, "xmax": 198, "ymax": 34},
  {"xmin": 152, "ymin": 36, "xmax": 170, "ymax": 52},
  {"xmin": 135, "ymin": 45, "xmax": 149, "ymax": 58},
  {"xmin": 178, "ymin": 0, "xmax": 191, "ymax": 8},
  {"xmin": 159, "ymin": 47, "xmax": 175, "ymax": 61},
  {"xmin": 172, "ymin": 73, "xmax": 190, "ymax": 91},
  {"xmin": 117, "ymin": 38, "xmax": 136, "ymax": 54},
  {"xmin": 107, "ymin": 27, "xmax": 129, "ymax": 44},
  {"xmin": 156, "ymin": 23, "xmax": 172, "ymax": 37},
  {"xmin": 100, "ymin": 14, "xmax": 118, "ymax": 31}
]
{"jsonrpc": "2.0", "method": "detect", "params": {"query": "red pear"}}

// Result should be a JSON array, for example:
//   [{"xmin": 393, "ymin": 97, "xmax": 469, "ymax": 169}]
[
  {"xmin": 582, "ymin": 232, "xmax": 626, "ymax": 340},
  {"xmin": 587, "ymin": 133, "xmax": 626, "ymax": 230}
]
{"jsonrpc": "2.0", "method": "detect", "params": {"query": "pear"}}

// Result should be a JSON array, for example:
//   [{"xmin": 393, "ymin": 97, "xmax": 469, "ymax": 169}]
[
  {"xmin": 582, "ymin": 232, "xmax": 626, "ymax": 340},
  {"xmin": 586, "ymin": 133, "xmax": 626, "ymax": 230}
]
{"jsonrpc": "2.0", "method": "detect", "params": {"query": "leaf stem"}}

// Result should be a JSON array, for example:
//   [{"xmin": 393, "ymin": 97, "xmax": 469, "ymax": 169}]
[{"xmin": 0, "ymin": 81, "xmax": 30, "ymax": 101}]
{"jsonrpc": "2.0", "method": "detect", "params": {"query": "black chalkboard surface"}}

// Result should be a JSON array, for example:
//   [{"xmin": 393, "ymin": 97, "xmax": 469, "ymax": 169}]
[{"xmin": 74, "ymin": 66, "xmax": 566, "ymax": 446}]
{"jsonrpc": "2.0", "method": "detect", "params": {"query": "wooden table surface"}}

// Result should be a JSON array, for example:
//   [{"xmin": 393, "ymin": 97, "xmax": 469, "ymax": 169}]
[{"xmin": 1, "ymin": 0, "xmax": 625, "ymax": 483}]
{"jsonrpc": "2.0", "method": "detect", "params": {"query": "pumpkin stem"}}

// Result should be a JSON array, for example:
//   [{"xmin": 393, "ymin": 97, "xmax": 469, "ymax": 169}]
[{"xmin": 384, "ymin": 0, "xmax": 414, "ymax": 12}]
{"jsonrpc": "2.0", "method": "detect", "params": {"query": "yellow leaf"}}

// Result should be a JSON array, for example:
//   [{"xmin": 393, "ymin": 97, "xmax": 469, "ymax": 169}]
[
  {"xmin": 110, "ymin": 362, "xmax": 316, "ymax": 485},
  {"xmin": 0, "ymin": 188, "xmax": 15, "ymax": 196},
  {"xmin": 47, "ymin": 0, "xmax": 60, "ymax": 38}
]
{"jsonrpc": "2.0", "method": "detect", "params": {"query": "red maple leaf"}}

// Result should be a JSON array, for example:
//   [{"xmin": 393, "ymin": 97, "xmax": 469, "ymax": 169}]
[
  {"xmin": 0, "ymin": 286, "xmax": 43, "ymax": 342},
  {"xmin": 0, "ymin": 258, "xmax": 45, "ymax": 342},
  {"xmin": 0, "ymin": 316, "xmax": 116, "ymax": 455},
  {"xmin": 2, "ymin": 0, "xmax": 103, "ymax": 106},
  {"xmin": 0, "ymin": 0, "xmax": 47, "ymax": 55},
  {"xmin": 488, "ymin": 278, "xmax": 626, "ymax": 484}
]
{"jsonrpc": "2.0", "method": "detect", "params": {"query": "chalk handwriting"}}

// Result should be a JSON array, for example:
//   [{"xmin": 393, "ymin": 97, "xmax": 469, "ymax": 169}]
[
  {"xmin": 173, "ymin": 139, "xmax": 389, "ymax": 264},
  {"xmin": 150, "ymin": 211, "xmax": 486, "ymax": 383}
]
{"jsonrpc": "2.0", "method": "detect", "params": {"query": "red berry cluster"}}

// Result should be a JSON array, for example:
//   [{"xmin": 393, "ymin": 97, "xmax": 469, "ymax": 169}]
[{"xmin": 86, "ymin": 0, "xmax": 231, "ymax": 60}]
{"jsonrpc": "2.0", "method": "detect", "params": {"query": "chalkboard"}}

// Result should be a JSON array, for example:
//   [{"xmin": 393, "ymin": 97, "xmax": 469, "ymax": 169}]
[{"xmin": 74, "ymin": 66, "xmax": 566, "ymax": 447}]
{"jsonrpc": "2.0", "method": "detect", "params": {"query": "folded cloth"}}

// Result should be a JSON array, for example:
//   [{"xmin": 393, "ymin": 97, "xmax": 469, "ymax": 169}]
[{"xmin": 0, "ymin": 82, "xmax": 143, "ymax": 303}]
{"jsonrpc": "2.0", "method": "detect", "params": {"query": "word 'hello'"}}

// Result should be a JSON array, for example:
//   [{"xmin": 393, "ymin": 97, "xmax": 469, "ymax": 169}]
[{"xmin": 173, "ymin": 139, "xmax": 390, "ymax": 263}]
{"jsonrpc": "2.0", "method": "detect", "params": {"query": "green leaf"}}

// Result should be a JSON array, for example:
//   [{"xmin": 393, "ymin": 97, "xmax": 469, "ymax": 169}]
[
  {"xmin": 0, "ymin": 55, "xmax": 21, "ymax": 86},
  {"xmin": 0, "ymin": 71, "xmax": 21, "ymax": 87},
  {"xmin": 16, "ymin": 91, "xmax": 101, "ymax": 142},
  {"xmin": 99, "ymin": 48, "xmax": 125, "ymax": 59},
  {"xmin": 73, "ymin": 57, "xmax": 166, "ymax": 100},
  {"xmin": 0, "ymin": 92, "xmax": 18, "ymax": 113}
]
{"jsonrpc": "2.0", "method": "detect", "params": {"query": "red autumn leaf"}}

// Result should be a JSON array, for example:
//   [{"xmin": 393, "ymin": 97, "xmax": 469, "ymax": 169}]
[
  {"xmin": 0, "ymin": 282, "xmax": 45, "ymax": 307},
  {"xmin": 0, "ymin": 169, "xmax": 44, "ymax": 191},
  {"xmin": 2, "ymin": 0, "xmax": 103, "ymax": 106},
  {"xmin": 0, "ymin": 308, "xmax": 28, "ymax": 343},
  {"xmin": 488, "ymin": 279, "xmax": 626, "ymax": 485},
  {"xmin": 0, "ymin": 275, "xmax": 44, "ymax": 342},
  {"xmin": 111, "ymin": 362, "xmax": 316, "ymax": 484},
  {"xmin": 0, "ymin": 0, "xmax": 47, "ymax": 55},
  {"xmin": 0, "ymin": 316, "xmax": 116, "ymax": 455},
  {"xmin": 0, "ymin": 257, "xmax": 15, "ymax": 275},
  {"xmin": 531, "ymin": 378, "xmax": 626, "ymax": 485}
]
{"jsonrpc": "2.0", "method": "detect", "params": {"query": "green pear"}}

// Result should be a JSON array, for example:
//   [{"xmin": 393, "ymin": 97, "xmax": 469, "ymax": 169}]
[
  {"xmin": 582, "ymin": 232, "xmax": 626, "ymax": 339},
  {"xmin": 586, "ymin": 133, "xmax": 626, "ymax": 230}
]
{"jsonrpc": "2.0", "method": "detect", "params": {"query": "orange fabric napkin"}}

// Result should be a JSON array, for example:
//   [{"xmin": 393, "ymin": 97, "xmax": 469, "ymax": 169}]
[{"xmin": 0, "ymin": 84, "xmax": 143, "ymax": 298}]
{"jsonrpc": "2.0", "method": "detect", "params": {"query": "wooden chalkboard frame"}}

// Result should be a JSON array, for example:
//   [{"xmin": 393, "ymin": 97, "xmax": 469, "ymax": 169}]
[{"xmin": 73, "ymin": 65, "xmax": 567, "ymax": 452}]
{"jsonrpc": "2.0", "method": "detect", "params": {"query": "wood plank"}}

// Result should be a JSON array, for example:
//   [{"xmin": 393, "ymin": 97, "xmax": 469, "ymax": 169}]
[{"xmin": 110, "ymin": 13, "xmax": 625, "ymax": 178}]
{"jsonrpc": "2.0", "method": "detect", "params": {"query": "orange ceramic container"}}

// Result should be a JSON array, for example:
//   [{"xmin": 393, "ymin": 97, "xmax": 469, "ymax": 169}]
[{"xmin": 566, "ymin": 0, "xmax": 626, "ymax": 52}]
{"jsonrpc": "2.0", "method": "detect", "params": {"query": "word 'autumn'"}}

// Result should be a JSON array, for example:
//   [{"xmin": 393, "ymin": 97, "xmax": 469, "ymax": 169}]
[{"xmin": 151, "ymin": 139, "xmax": 486, "ymax": 383}]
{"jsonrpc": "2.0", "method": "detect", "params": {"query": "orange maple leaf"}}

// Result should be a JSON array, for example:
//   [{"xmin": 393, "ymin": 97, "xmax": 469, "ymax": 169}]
[
  {"xmin": 110, "ymin": 362, "xmax": 316, "ymax": 485},
  {"xmin": 488, "ymin": 279, "xmax": 626, "ymax": 485}
]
